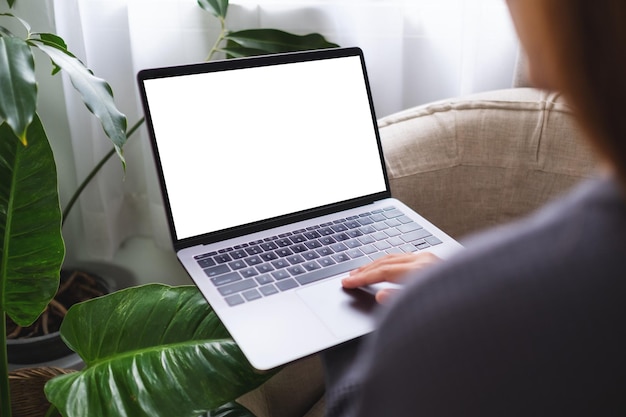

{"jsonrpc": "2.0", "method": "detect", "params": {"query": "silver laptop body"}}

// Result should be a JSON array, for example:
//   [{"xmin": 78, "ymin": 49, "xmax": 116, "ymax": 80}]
[{"xmin": 137, "ymin": 47, "xmax": 463, "ymax": 370}]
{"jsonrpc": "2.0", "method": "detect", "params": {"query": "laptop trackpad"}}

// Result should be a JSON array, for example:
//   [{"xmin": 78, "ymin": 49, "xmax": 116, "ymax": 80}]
[{"xmin": 296, "ymin": 278, "xmax": 379, "ymax": 340}]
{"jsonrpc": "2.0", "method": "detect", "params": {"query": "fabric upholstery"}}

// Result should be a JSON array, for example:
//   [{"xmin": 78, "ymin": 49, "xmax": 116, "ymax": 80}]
[{"xmin": 381, "ymin": 88, "xmax": 597, "ymax": 239}]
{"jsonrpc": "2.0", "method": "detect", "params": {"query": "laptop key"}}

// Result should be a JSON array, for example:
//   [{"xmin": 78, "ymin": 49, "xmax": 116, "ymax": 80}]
[
  {"xmin": 240, "ymin": 268, "xmax": 259, "ymax": 278},
  {"xmin": 243, "ymin": 289, "xmax": 262, "ymax": 301},
  {"xmin": 302, "ymin": 251, "xmax": 320, "ymax": 261},
  {"xmin": 224, "ymin": 294, "xmax": 245, "ymax": 307},
  {"xmin": 214, "ymin": 254, "xmax": 233, "ymax": 263},
  {"xmin": 260, "ymin": 242, "xmax": 278, "ymax": 251},
  {"xmin": 259, "ymin": 284, "xmax": 279, "ymax": 296},
  {"xmin": 211, "ymin": 271, "xmax": 241, "ymax": 286},
  {"xmin": 276, "ymin": 238, "xmax": 292, "ymax": 247},
  {"xmin": 425, "ymin": 236, "xmax": 443, "ymax": 246},
  {"xmin": 256, "ymin": 274, "xmax": 274, "ymax": 285},
  {"xmin": 228, "ymin": 260, "xmax": 247, "ymax": 270},
  {"xmin": 276, "ymin": 248, "xmax": 293, "ymax": 257},
  {"xmin": 260, "ymin": 252, "xmax": 278, "ymax": 262},
  {"xmin": 360, "ymin": 244, "xmax": 378, "ymax": 255},
  {"xmin": 291, "ymin": 234, "xmax": 306, "ymax": 243},
  {"xmin": 399, "ymin": 243, "xmax": 418, "ymax": 253},
  {"xmin": 331, "ymin": 241, "xmax": 349, "ymax": 251},
  {"xmin": 245, "ymin": 246, "xmax": 263, "ymax": 255},
  {"xmin": 332, "ymin": 253, "xmax": 351, "ymax": 263},
  {"xmin": 304, "ymin": 231, "xmax": 321, "ymax": 239},
  {"xmin": 271, "ymin": 259, "xmax": 290, "ymax": 269},
  {"xmin": 384, "ymin": 209, "xmax": 403, "ymax": 218},
  {"xmin": 204, "ymin": 264, "xmax": 230, "ymax": 277},
  {"xmin": 305, "ymin": 240, "xmax": 322, "ymax": 249},
  {"xmin": 272, "ymin": 270, "xmax": 291, "ymax": 280},
  {"xmin": 276, "ymin": 279, "xmax": 299, "ymax": 291},
  {"xmin": 369, "ymin": 252, "xmax": 388, "ymax": 261},
  {"xmin": 401, "ymin": 228, "xmax": 432, "ymax": 242},
  {"xmin": 295, "ymin": 257, "xmax": 371, "ymax": 286},
  {"xmin": 287, "ymin": 254, "xmax": 305, "ymax": 265},
  {"xmin": 245, "ymin": 255, "xmax": 263, "ymax": 266},
  {"xmin": 316, "ymin": 247, "xmax": 334, "ymax": 257},
  {"xmin": 231, "ymin": 249, "xmax": 248, "ymax": 259},
  {"xmin": 303, "ymin": 261, "xmax": 322, "ymax": 272},
  {"xmin": 197, "ymin": 258, "xmax": 216, "ymax": 268},
  {"xmin": 318, "ymin": 257, "xmax": 336, "ymax": 267},
  {"xmin": 397, "ymin": 222, "xmax": 421, "ymax": 233},
  {"xmin": 218, "ymin": 278, "xmax": 258, "ymax": 296},
  {"xmin": 287, "ymin": 265, "xmax": 306, "ymax": 275}
]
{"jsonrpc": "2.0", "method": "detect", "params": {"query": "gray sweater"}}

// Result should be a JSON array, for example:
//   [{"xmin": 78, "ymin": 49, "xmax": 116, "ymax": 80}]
[{"xmin": 325, "ymin": 176, "xmax": 626, "ymax": 416}]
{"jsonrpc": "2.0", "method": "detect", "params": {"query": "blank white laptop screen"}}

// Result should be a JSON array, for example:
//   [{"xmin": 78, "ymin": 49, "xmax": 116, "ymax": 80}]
[{"xmin": 143, "ymin": 55, "xmax": 388, "ymax": 241}]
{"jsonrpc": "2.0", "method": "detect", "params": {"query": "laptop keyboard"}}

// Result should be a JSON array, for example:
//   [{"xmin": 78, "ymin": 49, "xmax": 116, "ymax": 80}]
[{"xmin": 195, "ymin": 206, "xmax": 442, "ymax": 307}]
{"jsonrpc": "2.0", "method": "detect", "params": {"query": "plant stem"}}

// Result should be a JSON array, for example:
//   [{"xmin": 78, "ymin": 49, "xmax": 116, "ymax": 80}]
[
  {"xmin": 206, "ymin": 16, "xmax": 227, "ymax": 61},
  {"xmin": 62, "ymin": 117, "xmax": 145, "ymax": 226},
  {"xmin": 0, "ymin": 311, "xmax": 11, "ymax": 417}
]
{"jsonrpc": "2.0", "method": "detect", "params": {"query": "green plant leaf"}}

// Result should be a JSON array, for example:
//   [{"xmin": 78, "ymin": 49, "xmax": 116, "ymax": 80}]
[
  {"xmin": 0, "ymin": 116, "xmax": 64, "ymax": 326},
  {"xmin": 36, "ymin": 33, "xmax": 67, "ymax": 75},
  {"xmin": 31, "ymin": 40, "xmax": 127, "ymax": 164},
  {"xmin": 223, "ymin": 29, "xmax": 338, "ymax": 57},
  {"xmin": 197, "ymin": 0, "xmax": 229, "ymax": 19},
  {"xmin": 45, "ymin": 284, "xmax": 273, "ymax": 417},
  {"xmin": 0, "ymin": 36, "xmax": 37, "ymax": 145}
]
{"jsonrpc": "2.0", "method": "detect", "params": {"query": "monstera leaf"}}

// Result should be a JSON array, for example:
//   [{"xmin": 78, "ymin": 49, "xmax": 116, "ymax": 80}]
[
  {"xmin": 0, "ymin": 116, "xmax": 64, "ymax": 326},
  {"xmin": 45, "ymin": 284, "xmax": 273, "ymax": 417},
  {"xmin": 223, "ymin": 29, "xmax": 338, "ymax": 57}
]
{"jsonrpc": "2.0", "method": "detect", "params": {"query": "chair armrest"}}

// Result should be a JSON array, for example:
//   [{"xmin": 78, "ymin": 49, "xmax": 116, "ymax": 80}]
[{"xmin": 380, "ymin": 88, "xmax": 598, "ymax": 238}]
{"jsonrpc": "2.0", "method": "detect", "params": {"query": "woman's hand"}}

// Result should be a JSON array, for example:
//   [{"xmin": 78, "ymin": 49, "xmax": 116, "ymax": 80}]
[{"xmin": 343, "ymin": 252, "xmax": 441, "ymax": 304}]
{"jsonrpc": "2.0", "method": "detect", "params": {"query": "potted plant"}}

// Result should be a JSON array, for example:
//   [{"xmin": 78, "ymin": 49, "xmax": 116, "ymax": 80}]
[
  {"xmin": 0, "ymin": 0, "xmax": 128, "ymax": 413},
  {"xmin": 1, "ymin": 0, "xmax": 337, "ymax": 415}
]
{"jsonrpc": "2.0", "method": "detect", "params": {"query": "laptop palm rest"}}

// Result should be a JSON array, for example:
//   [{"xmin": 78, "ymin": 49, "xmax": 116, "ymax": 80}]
[{"xmin": 296, "ymin": 277, "xmax": 379, "ymax": 340}]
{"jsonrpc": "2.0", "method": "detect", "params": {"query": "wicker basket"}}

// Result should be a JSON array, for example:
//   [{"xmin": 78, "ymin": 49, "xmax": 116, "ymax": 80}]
[{"xmin": 9, "ymin": 367, "xmax": 76, "ymax": 417}]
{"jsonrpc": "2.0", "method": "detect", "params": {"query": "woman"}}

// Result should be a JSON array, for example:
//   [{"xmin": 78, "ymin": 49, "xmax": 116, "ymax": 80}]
[{"xmin": 325, "ymin": 1, "xmax": 626, "ymax": 415}]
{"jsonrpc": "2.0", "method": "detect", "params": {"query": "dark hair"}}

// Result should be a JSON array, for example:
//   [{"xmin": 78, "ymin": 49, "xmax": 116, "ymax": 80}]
[{"xmin": 545, "ymin": 1, "xmax": 626, "ymax": 188}]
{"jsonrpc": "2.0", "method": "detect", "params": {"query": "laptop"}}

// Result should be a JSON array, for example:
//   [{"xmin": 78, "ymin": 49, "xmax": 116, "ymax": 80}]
[{"xmin": 137, "ymin": 47, "xmax": 463, "ymax": 371}]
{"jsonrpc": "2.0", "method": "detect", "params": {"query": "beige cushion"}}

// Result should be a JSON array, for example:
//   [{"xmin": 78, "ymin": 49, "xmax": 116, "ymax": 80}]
[{"xmin": 381, "ymin": 88, "xmax": 598, "ymax": 239}]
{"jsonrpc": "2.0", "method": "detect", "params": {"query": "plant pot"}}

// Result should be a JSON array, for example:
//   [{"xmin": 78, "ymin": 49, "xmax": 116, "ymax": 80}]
[
  {"xmin": 7, "ymin": 332, "xmax": 77, "ymax": 365},
  {"xmin": 6, "ymin": 262, "xmax": 137, "ymax": 366}
]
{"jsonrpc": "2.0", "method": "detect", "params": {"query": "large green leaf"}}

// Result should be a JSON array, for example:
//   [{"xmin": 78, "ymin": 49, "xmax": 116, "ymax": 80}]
[
  {"xmin": 0, "ymin": 36, "xmax": 36, "ymax": 145},
  {"xmin": 197, "ymin": 0, "xmax": 229, "ymax": 19},
  {"xmin": 31, "ymin": 40, "xmax": 128, "ymax": 164},
  {"xmin": 45, "ymin": 284, "xmax": 273, "ymax": 417},
  {"xmin": 0, "ymin": 116, "xmax": 64, "ymax": 326},
  {"xmin": 222, "ymin": 29, "xmax": 339, "ymax": 57}
]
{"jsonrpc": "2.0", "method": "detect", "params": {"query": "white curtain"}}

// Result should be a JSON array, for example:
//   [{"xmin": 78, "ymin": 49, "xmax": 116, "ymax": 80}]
[{"xmin": 51, "ymin": 0, "xmax": 518, "ymax": 260}]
